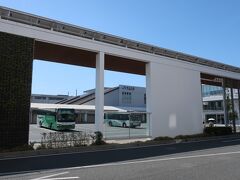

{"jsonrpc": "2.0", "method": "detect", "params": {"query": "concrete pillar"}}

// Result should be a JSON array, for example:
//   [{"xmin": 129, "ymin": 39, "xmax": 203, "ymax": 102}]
[
  {"xmin": 222, "ymin": 80, "xmax": 228, "ymax": 126},
  {"xmin": 230, "ymin": 88, "xmax": 234, "ymax": 107},
  {"xmin": 200, "ymin": 83, "xmax": 205, "ymax": 124},
  {"xmin": 145, "ymin": 62, "xmax": 203, "ymax": 137},
  {"xmin": 0, "ymin": 32, "xmax": 33, "ymax": 148},
  {"xmin": 95, "ymin": 51, "xmax": 105, "ymax": 132},
  {"xmin": 145, "ymin": 62, "xmax": 152, "ymax": 137},
  {"xmin": 230, "ymin": 88, "xmax": 235, "ymax": 112}
]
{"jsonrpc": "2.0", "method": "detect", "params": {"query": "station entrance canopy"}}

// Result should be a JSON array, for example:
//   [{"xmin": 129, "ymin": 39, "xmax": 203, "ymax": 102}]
[{"xmin": 201, "ymin": 73, "xmax": 240, "ymax": 89}]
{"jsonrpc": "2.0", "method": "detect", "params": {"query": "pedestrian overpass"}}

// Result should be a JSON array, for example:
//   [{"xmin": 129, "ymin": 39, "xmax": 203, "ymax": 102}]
[{"xmin": 1, "ymin": 6, "xmax": 240, "ymax": 148}]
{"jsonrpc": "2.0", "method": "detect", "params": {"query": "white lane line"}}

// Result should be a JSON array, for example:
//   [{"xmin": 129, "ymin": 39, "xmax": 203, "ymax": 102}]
[
  {"xmin": 30, "ymin": 171, "xmax": 78, "ymax": 180},
  {"xmin": 39, "ymin": 178, "xmax": 79, "ymax": 180},
  {"xmin": 66, "ymin": 150, "xmax": 240, "ymax": 170},
  {"xmin": 222, "ymin": 139, "xmax": 240, "ymax": 143},
  {"xmin": 31, "ymin": 172, "xmax": 68, "ymax": 180}
]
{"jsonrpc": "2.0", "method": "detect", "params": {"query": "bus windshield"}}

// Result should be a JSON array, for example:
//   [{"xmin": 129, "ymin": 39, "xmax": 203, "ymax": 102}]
[{"xmin": 57, "ymin": 109, "xmax": 75, "ymax": 122}]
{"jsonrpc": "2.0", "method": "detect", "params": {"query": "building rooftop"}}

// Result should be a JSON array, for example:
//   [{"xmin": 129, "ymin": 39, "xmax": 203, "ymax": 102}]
[
  {"xmin": 57, "ymin": 87, "xmax": 119, "ymax": 104},
  {"xmin": 31, "ymin": 103, "xmax": 126, "ymax": 112}
]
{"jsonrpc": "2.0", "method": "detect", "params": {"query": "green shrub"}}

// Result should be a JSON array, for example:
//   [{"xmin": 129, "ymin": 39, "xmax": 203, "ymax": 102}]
[
  {"xmin": 91, "ymin": 131, "xmax": 106, "ymax": 145},
  {"xmin": 204, "ymin": 127, "xmax": 232, "ymax": 136}
]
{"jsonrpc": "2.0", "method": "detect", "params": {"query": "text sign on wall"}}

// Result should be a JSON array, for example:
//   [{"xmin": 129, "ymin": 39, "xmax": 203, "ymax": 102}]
[{"xmin": 121, "ymin": 86, "xmax": 135, "ymax": 91}]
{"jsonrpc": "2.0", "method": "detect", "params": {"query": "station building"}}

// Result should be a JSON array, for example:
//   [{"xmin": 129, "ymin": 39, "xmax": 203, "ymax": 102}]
[
  {"xmin": 30, "ymin": 85, "xmax": 146, "ymax": 124},
  {"xmin": 202, "ymin": 85, "xmax": 240, "ymax": 124},
  {"xmin": 59, "ymin": 85, "xmax": 146, "ymax": 110},
  {"xmin": 59, "ymin": 85, "xmax": 146, "ymax": 124},
  {"xmin": 32, "ymin": 84, "xmax": 240, "ymax": 126}
]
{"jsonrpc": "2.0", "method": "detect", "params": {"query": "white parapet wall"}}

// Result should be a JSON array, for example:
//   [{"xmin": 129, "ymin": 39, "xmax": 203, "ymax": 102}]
[{"xmin": 147, "ymin": 61, "xmax": 203, "ymax": 138}]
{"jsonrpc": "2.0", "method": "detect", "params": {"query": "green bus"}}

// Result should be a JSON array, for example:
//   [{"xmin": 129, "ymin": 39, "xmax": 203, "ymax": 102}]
[{"xmin": 37, "ymin": 108, "xmax": 76, "ymax": 130}]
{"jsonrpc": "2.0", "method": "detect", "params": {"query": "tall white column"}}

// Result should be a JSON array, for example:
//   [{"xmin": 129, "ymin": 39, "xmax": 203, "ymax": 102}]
[
  {"xmin": 95, "ymin": 51, "xmax": 105, "ymax": 132},
  {"xmin": 146, "ymin": 62, "xmax": 152, "ymax": 137},
  {"xmin": 223, "ymin": 79, "xmax": 228, "ymax": 126}
]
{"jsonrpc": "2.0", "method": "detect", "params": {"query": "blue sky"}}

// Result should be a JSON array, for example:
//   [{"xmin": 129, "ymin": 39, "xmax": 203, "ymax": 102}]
[{"xmin": 1, "ymin": 0, "xmax": 240, "ymax": 95}]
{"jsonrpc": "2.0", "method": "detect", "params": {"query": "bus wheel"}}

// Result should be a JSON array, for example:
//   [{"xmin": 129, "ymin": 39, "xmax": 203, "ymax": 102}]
[
  {"xmin": 122, "ymin": 123, "xmax": 126, "ymax": 128},
  {"xmin": 109, "ymin": 121, "xmax": 112, "ymax": 127}
]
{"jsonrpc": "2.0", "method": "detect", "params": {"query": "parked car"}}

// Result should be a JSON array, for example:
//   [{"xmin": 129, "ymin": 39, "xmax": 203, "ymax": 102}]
[{"xmin": 207, "ymin": 118, "xmax": 216, "ymax": 127}]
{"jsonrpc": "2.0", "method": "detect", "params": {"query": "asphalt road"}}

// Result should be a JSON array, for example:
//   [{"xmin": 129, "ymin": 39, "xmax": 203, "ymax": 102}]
[{"xmin": 1, "ymin": 136, "xmax": 240, "ymax": 179}]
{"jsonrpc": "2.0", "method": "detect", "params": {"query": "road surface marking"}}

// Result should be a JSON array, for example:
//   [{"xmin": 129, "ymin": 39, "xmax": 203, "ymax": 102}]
[
  {"xmin": 67, "ymin": 150, "xmax": 240, "ymax": 170},
  {"xmin": 31, "ymin": 172, "xmax": 68, "ymax": 180},
  {"xmin": 222, "ymin": 139, "xmax": 240, "ymax": 143},
  {"xmin": 38, "ymin": 178, "xmax": 79, "ymax": 180},
  {"xmin": 30, "ymin": 171, "xmax": 79, "ymax": 180}
]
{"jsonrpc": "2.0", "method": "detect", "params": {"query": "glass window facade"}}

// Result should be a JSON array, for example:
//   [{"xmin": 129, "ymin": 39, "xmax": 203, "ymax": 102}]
[
  {"xmin": 203, "ymin": 101, "xmax": 223, "ymax": 111},
  {"xmin": 202, "ymin": 85, "xmax": 223, "ymax": 97}
]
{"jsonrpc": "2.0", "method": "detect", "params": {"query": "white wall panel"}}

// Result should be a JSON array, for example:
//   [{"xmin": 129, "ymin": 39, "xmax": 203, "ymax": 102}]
[{"xmin": 147, "ymin": 62, "xmax": 203, "ymax": 137}]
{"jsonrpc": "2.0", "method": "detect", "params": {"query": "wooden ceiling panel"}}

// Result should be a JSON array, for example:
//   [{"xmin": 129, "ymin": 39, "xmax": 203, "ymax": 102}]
[
  {"xmin": 34, "ymin": 41, "xmax": 97, "ymax": 68},
  {"xmin": 34, "ymin": 41, "xmax": 146, "ymax": 75}
]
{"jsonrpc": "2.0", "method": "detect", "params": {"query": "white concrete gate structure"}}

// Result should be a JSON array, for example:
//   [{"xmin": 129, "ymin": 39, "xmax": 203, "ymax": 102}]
[{"xmin": 1, "ymin": 6, "xmax": 240, "ymax": 143}]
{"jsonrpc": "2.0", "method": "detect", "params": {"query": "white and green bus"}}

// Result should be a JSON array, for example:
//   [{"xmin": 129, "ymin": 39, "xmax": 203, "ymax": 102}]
[
  {"xmin": 37, "ymin": 108, "xmax": 76, "ymax": 131},
  {"xmin": 104, "ymin": 112, "xmax": 143, "ymax": 128}
]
